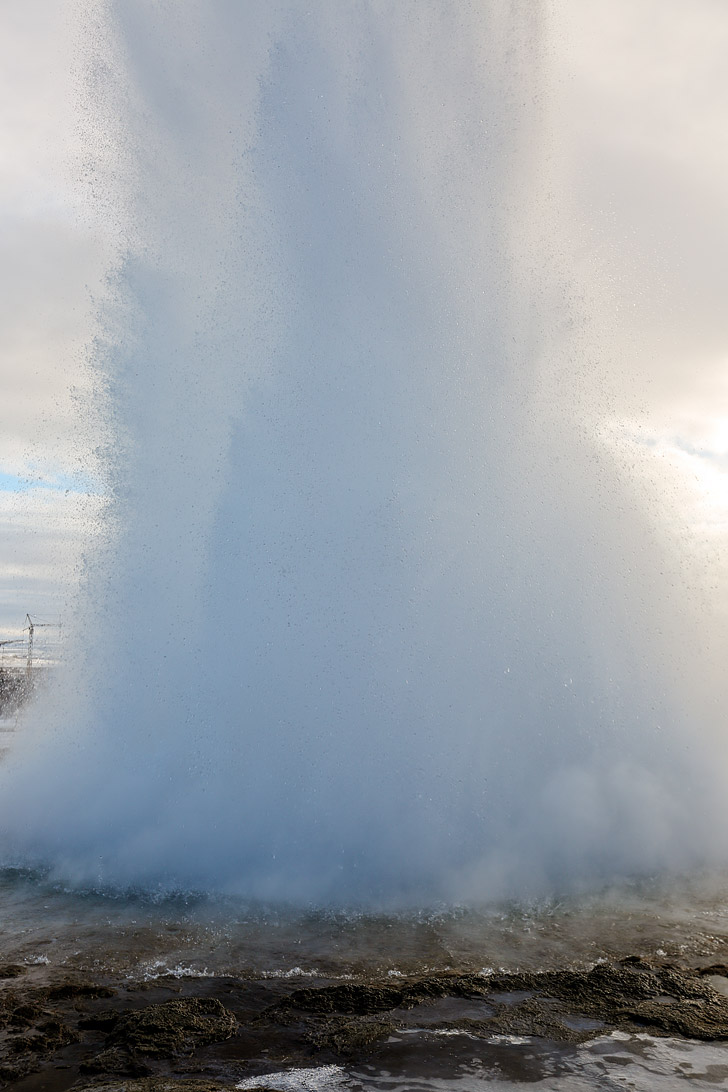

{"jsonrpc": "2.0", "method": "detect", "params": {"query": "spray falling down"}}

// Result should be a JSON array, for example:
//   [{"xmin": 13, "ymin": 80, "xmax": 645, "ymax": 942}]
[{"xmin": 0, "ymin": 0, "xmax": 726, "ymax": 904}]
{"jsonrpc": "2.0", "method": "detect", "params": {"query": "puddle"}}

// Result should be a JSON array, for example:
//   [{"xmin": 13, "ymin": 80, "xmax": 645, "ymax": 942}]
[
  {"xmin": 392, "ymin": 997, "xmax": 495, "ymax": 1025},
  {"xmin": 561, "ymin": 1015, "xmax": 605, "ymax": 1032},
  {"xmin": 487, "ymin": 991, "xmax": 535, "ymax": 1007}
]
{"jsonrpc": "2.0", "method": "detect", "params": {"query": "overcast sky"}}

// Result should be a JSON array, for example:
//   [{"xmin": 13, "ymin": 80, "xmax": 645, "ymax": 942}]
[
  {"xmin": 561, "ymin": 0, "xmax": 728, "ymax": 572},
  {"xmin": 0, "ymin": 0, "xmax": 727, "ymax": 640},
  {"xmin": 0, "ymin": 2, "xmax": 107, "ymax": 641}
]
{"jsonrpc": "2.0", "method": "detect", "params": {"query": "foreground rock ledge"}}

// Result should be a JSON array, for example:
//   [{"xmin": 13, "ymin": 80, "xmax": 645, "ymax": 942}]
[{"xmin": 1, "ymin": 958, "xmax": 727, "ymax": 1089}]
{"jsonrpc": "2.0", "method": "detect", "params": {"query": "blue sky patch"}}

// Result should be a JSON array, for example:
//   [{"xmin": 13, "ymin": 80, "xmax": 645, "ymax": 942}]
[{"xmin": 0, "ymin": 469, "xmax": 101, "ymax": 494}]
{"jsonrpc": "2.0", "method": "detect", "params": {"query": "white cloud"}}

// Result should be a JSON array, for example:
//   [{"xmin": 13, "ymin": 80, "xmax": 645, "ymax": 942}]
[
  {"xmin": 559, "ymin": 0, "xmax": 728, "ymax": 429},
  {"xmin": 552, "ymin": 1, "xmax": 728, "ymax": 600},
  {"xmin": 0, "ymin": 1, "xmax": 109, "ymax": 634},
  {"xmin": 0, "ymin": 489, "xmax": 105, "ymax": 634}
]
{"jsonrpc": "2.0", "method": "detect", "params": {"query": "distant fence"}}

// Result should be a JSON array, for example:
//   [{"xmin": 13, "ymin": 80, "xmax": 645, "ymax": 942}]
[{"xmin": 0, "ymin": 616, "xmax": 62, "ymax": 716}]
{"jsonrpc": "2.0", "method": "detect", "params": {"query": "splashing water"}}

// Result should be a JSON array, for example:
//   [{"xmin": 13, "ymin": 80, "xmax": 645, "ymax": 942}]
[{"xmin": 0, "ymin": 1, "xmax": 726, "ymax": 905}]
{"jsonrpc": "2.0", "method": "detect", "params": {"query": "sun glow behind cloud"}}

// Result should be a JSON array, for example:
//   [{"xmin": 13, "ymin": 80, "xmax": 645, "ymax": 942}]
[
  {"xmin": 559, "ymin": 0, "xmax": 728, "ymax": 620},
  {"xmin": 656, "ymin": 429, "xmax": 728, "ymax": 539}
]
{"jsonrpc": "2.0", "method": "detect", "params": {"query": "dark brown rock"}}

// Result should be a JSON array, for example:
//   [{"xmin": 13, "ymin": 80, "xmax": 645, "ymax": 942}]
[
  {"xmin": 46, "ymin": 981, "xmax": 116, "ymax": 1001},
  {"xmin": 0, "ymin": 965, "xmax": 26, "ymax": 980},
  {"xmin": 281, "ymin": 983, "xmax": 405, "ymax": 1014},
  {"xmin": 104, "ymin": 997, "xmax": 238, "ymax": 1058},
  {"xmin": 308, "ymin": 1015, "xmax": 396, "ymax": 1052},
  {"xmin": 80, "ymin": 1046, "xmax": 152, "ymax": 1077}
]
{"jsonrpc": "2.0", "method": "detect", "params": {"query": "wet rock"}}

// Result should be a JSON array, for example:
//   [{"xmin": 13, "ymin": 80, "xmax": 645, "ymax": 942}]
[
  {"xmin": 537, "ymin": 963, "xmax": 661, "ymax": 1007},
  {"xmin": 0, "ymin": 964, "xmax": 26, "ymax": 980},
  {"xmin": 620, "ymin": 996, "xmax": 728, "ymax": 1040},
  {"xmin": 308, "ymin": 1015, "xmax": 397, "ymax": 1053},
  {"xmin": 267, "ymin": 961, "xmax": 728, "ymax": 1047},
  {"xmin": 76, "ymin": 1079, "xmax": 230, "ymax": 1092},
  {"xmin": 6, "ymin": 1001, "xmax": 46, "ymax": 1028},
  {"xmin": 23, "ymin": 1016, "xmax": 79, "ymax": 1051},
  {"xmin": 619, "ymin": 954, "xmax": 653, "ymax": 968},
  {"xmin": 0, "ymin": 1057, "xmax": 40, "ymax": 1084},
  {"xmin": 5, "ymin": 1016, "xmax": 78, "ymax": 1057},
  {"xmin": 278, "ymin": 975, "xmax": 488, "ymax": 1018},
  {"xmin": 477, "ymin": 997, "xmax": 587, "ymax": 1043},
  {"xmin": 80, "ymin": 1046, "xmax": 152, "ymax": 1077},
  {"xmin": 3, "ymin": 959, "xmax": 728, "ymax": 1091},
  {"xmin": 282, "ymin": 983, "xmax": 405, "ymax": 1014},
  {"xmin": 79, "ymin": 1010, "xmax": 122, "ymax": 1032},
  {"xmin": 104, "ymin": 997, "xmax": 238, "ymax": 1058},
  {"xmin": 699, "ymin": 963, "xmax": 728, "ymax": 978},
  {"xmin": 0, "ymin": 1009, "xmax": 78, "ymax": 1087},
  {"xmin": 45, "ymin": 980, "xmax": 116, "ymax": 1001},
  {"xmin": 703, "ymin": 975, "xmax": 728, "ymax": 999}
]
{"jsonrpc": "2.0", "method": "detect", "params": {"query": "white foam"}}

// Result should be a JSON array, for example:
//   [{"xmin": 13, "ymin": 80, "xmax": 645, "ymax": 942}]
[
  {"xmin": 260, "ymin": 966, "xmax": 320, "ymax": 979},
  {"xmin": 137, "ymin": 960, "xmax": 211, "ymax": 980},
  {"xmin": 486, "ymin": 1034, "xmax": 532, "ymax": 1045},
  {"xmin": 236, "ymin": 1065, "xmax": 348, "ymax": 1091}
]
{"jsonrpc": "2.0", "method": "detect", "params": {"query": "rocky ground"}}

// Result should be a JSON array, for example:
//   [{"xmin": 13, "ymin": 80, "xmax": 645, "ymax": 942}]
[{"xmin": 1, "ymin": 956, "xmax": 728, "ymax": 1091}]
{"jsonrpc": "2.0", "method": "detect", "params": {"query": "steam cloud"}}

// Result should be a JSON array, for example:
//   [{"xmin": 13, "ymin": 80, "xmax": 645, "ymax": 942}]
[{"xmin": 1, "ymin": 0, "xmax": 726, "ymax": 906}]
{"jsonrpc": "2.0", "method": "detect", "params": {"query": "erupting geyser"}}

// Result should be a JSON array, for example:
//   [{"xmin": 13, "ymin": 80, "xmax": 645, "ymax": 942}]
[{"xmin": 1, "ymin": 1, "xmax": 726, "ymax": 904}]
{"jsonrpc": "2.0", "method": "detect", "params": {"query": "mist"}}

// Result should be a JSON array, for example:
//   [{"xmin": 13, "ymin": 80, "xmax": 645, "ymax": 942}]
[{"xmin": 0, "ymin": 0, "xmax": 727, "ymax": 906}]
